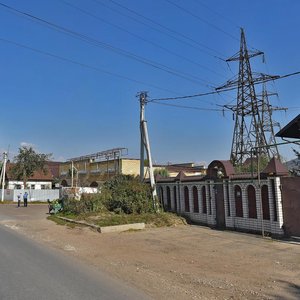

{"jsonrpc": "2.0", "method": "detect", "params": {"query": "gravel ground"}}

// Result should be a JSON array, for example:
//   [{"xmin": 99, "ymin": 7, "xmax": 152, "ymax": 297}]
[{"xmin": 1, "ymin": 204, "xmax": 300, "ymax": 300}]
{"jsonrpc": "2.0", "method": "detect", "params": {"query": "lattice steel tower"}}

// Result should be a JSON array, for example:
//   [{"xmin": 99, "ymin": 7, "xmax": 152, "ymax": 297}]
[
  {"xmin": 216, "ymin": 28, "xmax": 280, "ymax": 166},
  {"xmin": 259, "ymin": 83, "xmax": 287, "ymax": 159}
]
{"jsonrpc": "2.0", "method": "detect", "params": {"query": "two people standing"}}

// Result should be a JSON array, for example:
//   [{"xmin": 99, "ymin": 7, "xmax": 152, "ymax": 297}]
[{"xmin": 17, "ymin": 192, "xmax": 28, "ymax": 207}]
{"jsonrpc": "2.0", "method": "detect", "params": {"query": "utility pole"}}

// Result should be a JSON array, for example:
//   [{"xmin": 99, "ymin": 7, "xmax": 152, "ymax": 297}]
[
  {"xmin": 138, "ymin": 91, "xmax": 157, "ymax": 209},
  {"xmin": 1, "ymin": 152, "xmax": 8, "ymax": 202},
  {"xmin": 216, "ymin": 28, "xmax": 282, "ymax": 167}
]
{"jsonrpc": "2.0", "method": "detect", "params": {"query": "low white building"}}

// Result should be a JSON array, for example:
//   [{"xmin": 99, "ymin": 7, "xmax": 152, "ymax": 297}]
[
  {"xmin": 7, "ymin": 180, "xmax": 52, "ymax": 190},
  {"xmin": 5, "ymin": 163, "xmax": 54, "ymax": 190}
]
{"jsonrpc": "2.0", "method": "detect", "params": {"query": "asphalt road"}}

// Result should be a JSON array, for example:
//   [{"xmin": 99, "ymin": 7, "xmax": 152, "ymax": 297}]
[{"xmin": 0, "ymin": 208, "xmax": 149, "ymax": 300}]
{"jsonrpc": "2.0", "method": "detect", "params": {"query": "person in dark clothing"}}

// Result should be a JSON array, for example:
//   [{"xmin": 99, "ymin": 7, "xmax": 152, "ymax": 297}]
[
  {"xmin": 17, "ymin": 194, "xmax": 21, "ymax": 207},
  {"xmin": 23, "ymin": 192, "xmax": 28, "ymax": 207}
]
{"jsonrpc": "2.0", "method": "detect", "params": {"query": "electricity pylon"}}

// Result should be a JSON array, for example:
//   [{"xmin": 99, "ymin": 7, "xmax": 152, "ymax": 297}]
[
  {"xmin": 259, "ymin": 83, "xmax": 287, "ymax": 159},
  {"xmin": 216, "ymin": 28, "xmax": 282, "ymax": 166}
]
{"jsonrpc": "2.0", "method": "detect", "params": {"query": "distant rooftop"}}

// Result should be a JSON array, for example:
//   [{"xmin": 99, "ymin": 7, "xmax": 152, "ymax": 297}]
[{"xmin": 67, "ymin": 148, "xmax": 128, "ymax": 162}]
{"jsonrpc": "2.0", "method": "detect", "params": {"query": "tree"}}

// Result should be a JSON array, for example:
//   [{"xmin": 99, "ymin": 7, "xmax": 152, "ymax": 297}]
[
  {"xmin": 154, "ymin": 168, "xmax": 170, "ymax": 177},
  {"xmin": 290, "ymin": 149, "xmax": 300, "ymax": 176},
  {"xmin": 11, "ymin": 146, "xmax": 52, "ymax": 187}
]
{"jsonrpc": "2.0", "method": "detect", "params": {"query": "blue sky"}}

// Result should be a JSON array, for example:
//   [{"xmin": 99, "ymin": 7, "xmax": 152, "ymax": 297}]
[{"xmin": 0, "ymin": 0, "xmax": 299, "ymax": 165}]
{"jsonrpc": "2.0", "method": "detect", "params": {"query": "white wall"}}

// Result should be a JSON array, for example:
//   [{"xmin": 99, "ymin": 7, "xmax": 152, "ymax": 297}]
[
  {"xmin": 8, "ymin": 180, "xmax": 52, "ymax": 190},
  {"xmin": 0, "ymin": 189, "xmax": 59, "ymax": 202}
]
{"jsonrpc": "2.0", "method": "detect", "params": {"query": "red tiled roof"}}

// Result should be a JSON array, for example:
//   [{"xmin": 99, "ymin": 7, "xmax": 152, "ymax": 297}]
[
  {"xmin": 262, "ymin": 157, "xmax": 289, "ymax": 176},
  {"xmin": 6, "ymin": 163, "xmax": 53, "ymax": 181},
  {"xmin": 207, "ymin": 160, "xmax": 235, "ymax": 178}
]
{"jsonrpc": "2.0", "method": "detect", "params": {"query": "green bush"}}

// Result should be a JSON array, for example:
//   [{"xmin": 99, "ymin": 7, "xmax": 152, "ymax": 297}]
[
  {"xmin": 63, "ymin": 192, "xmax": 108, "ymax": 215},
  {"xmin": 63, "ymin": 175, "xmax": 154, "ymax": 215},
  {"xmin": 103, "ymin": 175, "xmax": 154, "ymax": 214}
]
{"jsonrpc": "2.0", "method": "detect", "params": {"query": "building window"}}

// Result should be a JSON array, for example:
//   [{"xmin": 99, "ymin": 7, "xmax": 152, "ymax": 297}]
[
  {"xmin": 31, "ymin": 185, "xmax": 35, "ymax": 190},
  {"xmin": 173, "ymin": 186, "xmax": 177, "ymax": 212},
  {"xmin": 234, "ymin": 185, "xmax": 243, "ymax": 217},
  {"xmin": 261, "ymin": 185, "xmax": 270, "ymax": 220},
  {"xmin": 247, "ymin": 185, "xmax": 257, "ymax": 219},
  {"xmin": 184, "ymin": 186, "xmax": 190, "ymax": 212},
  {"xmin": 193, "ymin": 186, "xmax": 199, "ymax": 213},
  {"xmin": 202, "ymin": 186, "xmax": 207, "ymax": 214},
  {"xmin": 41, "ymin": 184, "xmax": 46, "ymax": 190},
  {"xmin": 166, "ymin": 186, "xmax": 171, "ymax": 211}
]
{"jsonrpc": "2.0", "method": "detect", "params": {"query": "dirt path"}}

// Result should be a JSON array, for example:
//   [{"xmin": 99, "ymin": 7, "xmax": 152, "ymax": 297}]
[{"xmin": 1, "ymin": 204, "xmax": 300, "ymax": 299}]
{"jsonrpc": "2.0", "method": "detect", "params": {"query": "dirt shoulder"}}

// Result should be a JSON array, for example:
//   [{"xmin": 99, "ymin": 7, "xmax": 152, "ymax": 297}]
[{"xmin": 1, "ymin": 204, "xmax": 300, "ymax": 299}]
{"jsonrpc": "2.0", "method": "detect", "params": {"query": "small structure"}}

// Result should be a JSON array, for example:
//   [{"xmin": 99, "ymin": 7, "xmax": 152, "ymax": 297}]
[{"xmin": 5, "ymin": 163, "xmax": 55, "ymax": 190}]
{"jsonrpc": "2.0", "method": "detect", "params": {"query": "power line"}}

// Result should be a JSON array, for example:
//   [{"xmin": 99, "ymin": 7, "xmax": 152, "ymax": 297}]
[
  {"xmin": 60, "ymin": 0, "xmax": 224, "ymax": 80},
  {"xmin": 151, "ymin": 100, "xmax": 224, "ymax": 112},
  {"xmin": 149, "ymin": 88, "xmax": 236, "ymax": 102},
  {"xmin": 164, "ymin": 0, "xmax": 240, "ymax": 42},
  {"xmin": 150, "ymin": 70, "xmax": 300, "ymax": 102},
  {"xmin": 0, "ymin": 37, "xmax": 180, "ymax": 95},
  {"xmin": 0, "ymin": 2, "xmax": 210, "ymax": 87},
  {"xmin": 93, "ymin": 0, "xmax": 225, "ymax": 60},
  {"xmin": 192, "ymin": 0, "xmax": 240, "ymax": 29}
]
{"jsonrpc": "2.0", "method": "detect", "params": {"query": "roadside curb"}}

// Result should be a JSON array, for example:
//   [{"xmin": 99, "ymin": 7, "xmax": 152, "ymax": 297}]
[{"xmin": 57, "ymin": 217, "xmax": 145, "ymax": 233}]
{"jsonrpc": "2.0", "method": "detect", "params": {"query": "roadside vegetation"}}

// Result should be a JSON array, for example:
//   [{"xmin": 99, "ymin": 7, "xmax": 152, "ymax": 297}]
[{"xmin": 49, "ymin": 175, "xmax": 186, "ymax": 228}]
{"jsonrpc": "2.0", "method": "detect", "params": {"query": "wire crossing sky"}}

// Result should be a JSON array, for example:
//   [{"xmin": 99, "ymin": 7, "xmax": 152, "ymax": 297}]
[{"xmin": 0, "ymin": 0, "xmax": 299, "ymax": 164}]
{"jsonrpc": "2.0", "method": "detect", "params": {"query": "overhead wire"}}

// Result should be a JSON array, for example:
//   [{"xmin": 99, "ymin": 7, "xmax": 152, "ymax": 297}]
[
  {"xmin": 0, "ymin": 2, "xmax": 211, "ymax": 87},
  {"xmin": 60, "ymin": 0, "xmax": 224, "ymax": 81},
  {"xmin": 0, "ymin": 37, "xmax": 180, "ymax": 95},
  {"xmin": 188, "ymin": 0, "xmax": 261, "ymax": 52},
  {"xmin": 93, "ymin": 0, "xmax": 226, "ymax": 60},
  {"xmin": 151, "ymin": 100, "xmax": 225, "ymax": 112},
  {"xmin": 149, "ymin": 88, "xmax": 236, "ymax": 102},
  {"xmin": 150, "ymin": 70, "xmax": 300, "ymax": 102},
  {"xmin": 164, "ymin": 0, "xmax": 240, "ymax": 42},
  {"xmin": 192, "ymin": 0, "xmax": 240, "ymax": 29}
]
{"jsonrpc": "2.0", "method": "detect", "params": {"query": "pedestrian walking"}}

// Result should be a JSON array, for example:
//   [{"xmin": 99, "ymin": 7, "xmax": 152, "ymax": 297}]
[
  {"xmin": 17, "ymin": 194, "xmax": 21, "ymax": 207},
  {"xmin": 23, "ymin": 192, "xmax": 28, "ymax": 207}
]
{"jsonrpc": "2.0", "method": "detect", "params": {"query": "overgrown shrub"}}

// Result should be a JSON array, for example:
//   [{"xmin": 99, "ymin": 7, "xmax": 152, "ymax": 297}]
[
  {"xmin": 102, "ymin": 175, "xmax": 154, "ymax": 214},
  {"xmin": 63, "ymin": 192, "xmax": 108, "ymax": 215},
  {"xmin": 63, "ymin": 175, "xmax": 154, "ymax": 215}
]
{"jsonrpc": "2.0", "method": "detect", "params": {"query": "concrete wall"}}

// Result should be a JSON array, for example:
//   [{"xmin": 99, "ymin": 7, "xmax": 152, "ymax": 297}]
[
  {"xmin": 0, "ymin": 189, "xmax": 59, "ymax": 202},
  {"xmin": 121, "ymin": 159, "xmax": 140, "ymax": 176}
]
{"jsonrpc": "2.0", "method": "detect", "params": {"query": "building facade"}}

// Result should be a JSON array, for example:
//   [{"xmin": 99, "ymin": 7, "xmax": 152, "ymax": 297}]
[
  {"xmin": 156, "ymin": 159, "xmax": 293, "ymax": 237},
  {"xmin": 5, "ymin": 162, "xmax": 59, "ymax": 190},
  {"xmin": 59, "ymin": 158, "xmax": 141, "ymax": 187}
]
